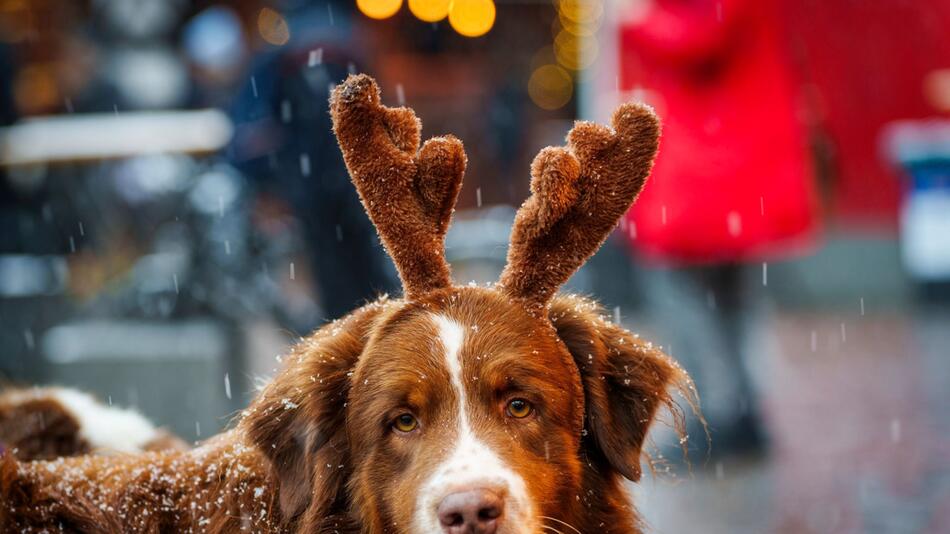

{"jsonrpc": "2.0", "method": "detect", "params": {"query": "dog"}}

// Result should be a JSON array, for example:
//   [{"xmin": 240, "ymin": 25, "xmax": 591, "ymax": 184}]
[
  {"xmin": 0, "ymin": 387, "xmax": 188, "ymax": 461},
  {"xmin": 0, "ymin": 74, "xmax": 689, "ymax": 534}
]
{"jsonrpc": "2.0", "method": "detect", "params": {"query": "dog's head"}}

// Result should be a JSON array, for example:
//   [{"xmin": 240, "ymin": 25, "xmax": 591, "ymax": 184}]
[{"xmin": 241, "ymin": 74, "xmax": 687, "ymax": 534}]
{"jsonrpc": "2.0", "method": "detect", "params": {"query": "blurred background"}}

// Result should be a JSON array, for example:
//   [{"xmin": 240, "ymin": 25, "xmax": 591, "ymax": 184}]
[{"xmin": 1, "ymin": 0, "xmax": 949, "ymax": 532}]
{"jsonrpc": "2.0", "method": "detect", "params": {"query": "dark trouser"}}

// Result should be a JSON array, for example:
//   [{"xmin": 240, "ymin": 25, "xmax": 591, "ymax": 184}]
[{"xmin": 641, "ymin": 264, "xmax": 764, "ymax": 460}]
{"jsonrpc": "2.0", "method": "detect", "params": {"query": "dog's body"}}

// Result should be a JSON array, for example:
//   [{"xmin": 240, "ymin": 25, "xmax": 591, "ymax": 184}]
[
  {"xmin": 0, "ymin": 387, "xmax": 188, "ymax": 461},
  {"xmin": 3, "ymin": 293, "xmax": 682, "ymax": 533},
  {"xmin": 1, "ymin": 75, "xmax": 688, "ymax": 534}
]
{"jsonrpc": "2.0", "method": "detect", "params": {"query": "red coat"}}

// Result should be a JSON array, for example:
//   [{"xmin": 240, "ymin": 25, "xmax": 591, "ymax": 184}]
[{"xmin": 619, "ymin": 0, "xmax": 819, "ymax": 264}]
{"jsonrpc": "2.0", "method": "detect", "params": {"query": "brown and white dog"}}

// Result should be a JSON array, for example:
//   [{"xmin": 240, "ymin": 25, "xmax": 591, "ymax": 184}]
[
  {"xmin": 0, "ymin": 387, "xmax": 188, "ymax": 461},
  {"xmin": 0, "ymin": 74, "xmax": 689, "ymax": 534}
]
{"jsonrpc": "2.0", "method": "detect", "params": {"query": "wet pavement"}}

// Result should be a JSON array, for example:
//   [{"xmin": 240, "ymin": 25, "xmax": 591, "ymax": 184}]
[{"xmin": 633, "ymin": 308, "xmax": 950, "ymax": 534}]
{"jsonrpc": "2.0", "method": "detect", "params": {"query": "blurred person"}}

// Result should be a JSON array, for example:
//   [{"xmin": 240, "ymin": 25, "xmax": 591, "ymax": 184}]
[
  {"xmin": 226, "ymin": 1, "xmax": 397, "ymax": 327},
  {"xmin": 618, "ymin": 0, "xmax": 820, "ymax": 460}
]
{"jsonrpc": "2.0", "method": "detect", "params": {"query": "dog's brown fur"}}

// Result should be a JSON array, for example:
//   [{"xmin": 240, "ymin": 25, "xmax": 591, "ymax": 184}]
[
  {"xmin": 1, "ymin": 74, "xmax": 687, "ymax": 534},
  {"xmin": 499, "ymin": 102, "xmax": 659, "ymax": 314},
  {"xmin": 0, "ymin": 388, "xmax": 188, "ymax": 462},
  {"xmin": 0, "ymin": 395, "xmax": 87, "ymax": 461},
  {"xmin": 2, "ymin": 294, "xmax": 685, "ymax": 533},
  {"xmin": 330, "ymin": 74, "xmax": 466, "ymax": 300}
]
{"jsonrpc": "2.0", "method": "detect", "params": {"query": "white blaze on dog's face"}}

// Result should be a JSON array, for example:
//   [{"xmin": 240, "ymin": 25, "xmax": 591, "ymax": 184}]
[
  {"xmin": 247, "ymin": 288, "xmax": 684, "ymax": 533},
  {"xmin": 411, "ymin": 315, "xmax": 536, "ymax": 533},
  {"xmin": 345, "ymin": 290, "xmax": 587, "ymax": 534}
]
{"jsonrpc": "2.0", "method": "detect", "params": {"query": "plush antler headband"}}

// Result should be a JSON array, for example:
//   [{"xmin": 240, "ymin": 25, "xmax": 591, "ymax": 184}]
[{"xmin": 330, "ymin": 74, "xmax": 659, "ymax": 312}]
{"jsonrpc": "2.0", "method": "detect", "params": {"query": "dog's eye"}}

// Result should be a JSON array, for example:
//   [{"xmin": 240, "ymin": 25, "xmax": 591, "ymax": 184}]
[
  {"xmin": 506, "ymin": 398, "xmax": 532, "ymax": 418},
  {"xmin": 393, "ymin": 413, "xmax": 418, "ymax": 433}
]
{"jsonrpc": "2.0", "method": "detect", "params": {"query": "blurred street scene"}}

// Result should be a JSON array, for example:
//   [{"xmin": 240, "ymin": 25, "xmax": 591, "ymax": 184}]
[{"xmin": 1, "ymin": 0, "xmax": 949, "ymax": 532}]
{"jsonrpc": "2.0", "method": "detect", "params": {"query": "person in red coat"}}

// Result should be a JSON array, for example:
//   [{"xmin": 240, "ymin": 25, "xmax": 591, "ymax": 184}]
[
  {"xmin": 621, "ymin": 0, "xmax": 818, "ymax": 261},
  {"xmin": 618, "ymin": 0, "xmax": 820, "ymax": 459}
]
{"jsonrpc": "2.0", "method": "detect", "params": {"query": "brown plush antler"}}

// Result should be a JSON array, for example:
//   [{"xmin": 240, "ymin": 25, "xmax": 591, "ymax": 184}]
[
  {"xmin": 330, "ymin": 74, "xmax": 466, "ymax": 300},
  {"xmin": 499, "ymin": 103, "xmax": 661, "ymax": 313}
]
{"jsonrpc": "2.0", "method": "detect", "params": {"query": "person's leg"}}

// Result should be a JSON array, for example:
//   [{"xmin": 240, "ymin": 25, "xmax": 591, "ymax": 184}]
[
  {"xmin": 700, "ymin": 264, "xmax": 765, "ymax": 456},
  {"xmin": 299, "ymin": 178, "xmax": 398, "ymax": 322},
  {"xmin": 641, "ymin": 263, "xmax": 764, "ymax": 463}
]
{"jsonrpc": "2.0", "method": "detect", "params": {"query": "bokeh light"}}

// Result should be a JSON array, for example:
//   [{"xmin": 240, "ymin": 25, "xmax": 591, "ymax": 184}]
[
  {"xmin": 528, "ymin": 64, "xmax": 573, "ymax": 110},
  {"xmin": 0, "ymin": 0, "xmax": 31, "ymax": 43},
  {"xmin": 257, "ymin": 8, "xmax": 290, "ymax": 46},
  {"xmin": 448, "ymin": 0, "xmax": 496, "ymax": 38},
  {"xmin": 558, "ymin": 0, "xmax": 603, "ymax": 25},
  {"xmin": 12, "ymin": 64, "xmax": 59, "ymax": 115},
  {"xmin": 554, "ymin": 29, "xmax": 598, "ymax": 71},
  {"xmin": 356, "ymin": 0, "xmax": 403, "ymax": 20},
  {"xmin": 409, "ymin": 0, "xmax": 450, "ymax": 22},
  {"xmin": 557, "ymin": 4, "xmax": 601, "ymax": 37},
  {"xmin": 923, "ymin": 68, "xmax": 950, "ymax": 111},
  {"xmin": 529, "ymin": 46, "xmax": 558, "ymax": 71},
  {"xmin": 556, "ymin": 17, "xmax": 596, "ymax": 38}
]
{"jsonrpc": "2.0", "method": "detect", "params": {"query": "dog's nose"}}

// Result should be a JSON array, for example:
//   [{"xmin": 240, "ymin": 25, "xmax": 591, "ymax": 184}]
[{"xmin": 437, "ymin": 488, "xmax": 504, "ymax": 534}]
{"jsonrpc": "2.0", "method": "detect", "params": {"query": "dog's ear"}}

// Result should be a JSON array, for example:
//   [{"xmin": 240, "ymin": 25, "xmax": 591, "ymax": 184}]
[
  {"xmin": 241, "ymin": 301, "xmax": 386, "ymax": 524},
  {"xmin": 549, "ymin": 295, "xmax": 688, "ymax": 481}
]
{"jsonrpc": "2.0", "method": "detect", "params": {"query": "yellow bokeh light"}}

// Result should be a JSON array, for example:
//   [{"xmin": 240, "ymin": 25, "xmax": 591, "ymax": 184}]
[
  {"xmin": 257, "ymin": 8, "xmax": 290, "ymax": 46},
  {"xmin": 528, "ymin": 64, "xmax": 573, "ymax": 110},
  {"xmin": 13, "ymin": 64, "xmax": 59, "ymax": 114},
  {"xmin": 448, "ymin": 0, "xmax": 496, "ymax": 38},
  {"xmin": 357, "ymin": 0, "xmax": 403, "ymax": 20},
  {"xmin": 409, "ymin": 0, "xmax": 450, "ymax": 22},
  {"xmin": 554, "ymin": 29, "xmax": 598, "ymax": 71},
  {"xmin": 558, "ymin": 0, "xmax": 603, "ymax": 25},
  {"xmin": 557, "ymin": 7, "xmax": 601, "ymax": 37},
  {"xmin": 530, "ymin": 46, "xmax": 558, "ymax": 72}
]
